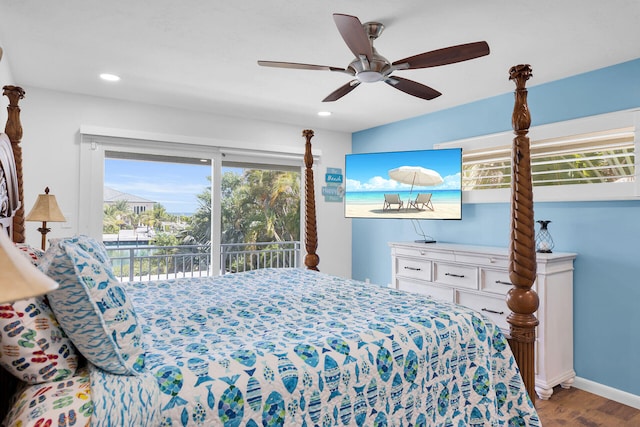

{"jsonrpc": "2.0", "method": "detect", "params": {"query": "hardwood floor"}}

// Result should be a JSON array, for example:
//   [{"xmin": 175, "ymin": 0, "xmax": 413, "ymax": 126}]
[{"xmin": 535, "ymin": 386, "xmax": 640, "ymax": 426}]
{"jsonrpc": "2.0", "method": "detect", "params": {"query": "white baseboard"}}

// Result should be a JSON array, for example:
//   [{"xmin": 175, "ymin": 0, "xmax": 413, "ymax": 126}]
[{"xmin": 573, "ymin": 377, "xmax": 640, "ymax": 410}]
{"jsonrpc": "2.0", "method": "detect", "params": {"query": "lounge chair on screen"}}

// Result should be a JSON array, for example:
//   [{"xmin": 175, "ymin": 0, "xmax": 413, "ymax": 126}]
[
  {"xmin": 409, "ymin": 193, "xmax": 434, "ymax": 211},
  {"xmin": 383, "ymin": 194, "xmax": 403, "ymax": 211}
]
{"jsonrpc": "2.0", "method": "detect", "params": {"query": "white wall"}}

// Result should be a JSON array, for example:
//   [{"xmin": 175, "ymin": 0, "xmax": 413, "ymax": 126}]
[
  {"xmin": 15, "ymin": 86, "xmax": 352, "ymax": 278},
  {"xmin": 0, "ymin": 44, "xmax": 15, "ymax": 127}
]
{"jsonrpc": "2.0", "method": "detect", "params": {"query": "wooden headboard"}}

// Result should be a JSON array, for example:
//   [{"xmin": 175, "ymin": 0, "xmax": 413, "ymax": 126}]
[
  {"xmin": 0, "ymin": 84, "xmax": 25, "ymax": 424},
  {"xmin": 2, "ymin": 85, "xmax": 25, "ymax": 243}
]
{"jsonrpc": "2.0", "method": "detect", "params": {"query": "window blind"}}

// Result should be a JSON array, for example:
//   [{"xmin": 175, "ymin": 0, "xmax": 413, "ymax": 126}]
[{"xmin": 462, "ymin": 127, "xmax": 635, "ymax": 190}]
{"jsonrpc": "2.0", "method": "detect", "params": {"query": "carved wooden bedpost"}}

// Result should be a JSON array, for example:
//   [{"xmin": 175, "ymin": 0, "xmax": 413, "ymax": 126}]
[
  {"xmin": 303, "ymin": 129, "xmax": 319, "ymax": 271},
  {"xmin": 3, "ymin": 85, "xmax": 26, "ymax": 243},
  {"xmin": 506, "ymin": 65, "xmax": 538, "ymax": 403}
]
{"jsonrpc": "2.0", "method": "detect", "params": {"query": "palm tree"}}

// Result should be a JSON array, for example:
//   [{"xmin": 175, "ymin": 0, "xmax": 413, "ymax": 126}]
[
  {"xmin": 241, "ymin": 169, "xmax": 300, "ymax": 243},
  {"xmin": 103, "ymin": 200, "xmax": 131, "ymax": 233},
  {"xmin": 179, "ymin": 168, "xmax": 301, "ymax": 272},
  {"xmin": 184, "ymin": 176, "xmax": 214, "ymax": 246},
  {"xmin": 141, "ymin": 203, "xmax": 171, "ymax": 231}
]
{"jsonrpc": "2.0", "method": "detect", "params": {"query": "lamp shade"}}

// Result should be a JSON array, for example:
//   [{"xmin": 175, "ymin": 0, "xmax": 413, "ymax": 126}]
[
  {"xmin": 25, "ymin": 187, "xmax": 66, "ymax": 222},
  {"xmin": 0, "ymin": 230, "xmax": 59, "ymax": 304}
]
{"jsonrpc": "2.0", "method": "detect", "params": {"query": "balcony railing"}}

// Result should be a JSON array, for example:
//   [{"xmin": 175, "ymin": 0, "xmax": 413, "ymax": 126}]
[
  {"xmin": 221, "ymin": 241, "xmax": 300, "ymax": 275},
  {"xmin": 105, "ymin": 241, "xmax": 300, "ymax": 282}
]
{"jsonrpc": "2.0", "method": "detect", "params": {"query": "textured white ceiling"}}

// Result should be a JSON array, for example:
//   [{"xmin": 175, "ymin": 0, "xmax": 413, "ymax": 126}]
[{"xmin": 0, "ymin": 0, "xmax": 639, "ymax": 133}]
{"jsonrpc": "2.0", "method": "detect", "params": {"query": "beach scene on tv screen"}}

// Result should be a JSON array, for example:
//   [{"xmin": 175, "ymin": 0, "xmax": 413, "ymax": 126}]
[{"xmin": 345, "ymin": 148, "xmax": 462, "ymax": 219}]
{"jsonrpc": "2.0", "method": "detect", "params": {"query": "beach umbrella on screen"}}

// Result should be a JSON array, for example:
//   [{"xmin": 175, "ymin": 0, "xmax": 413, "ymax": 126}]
[{"xmin": 388, "ymin": 166, "xmax": 443, "ymax": 198}]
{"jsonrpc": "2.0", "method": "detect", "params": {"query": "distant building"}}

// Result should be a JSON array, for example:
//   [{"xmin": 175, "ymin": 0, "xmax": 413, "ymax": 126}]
[{"xmin": 104, "ymin": 186, "xmax": 155, "ymax": 214}]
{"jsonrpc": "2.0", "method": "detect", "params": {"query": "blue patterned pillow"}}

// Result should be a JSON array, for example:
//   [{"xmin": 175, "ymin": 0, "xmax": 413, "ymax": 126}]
[
  {"xmin": 40, "ymin": 237, "xmax": 145, "ymax": 375},
  {"xmin": 48, "ymin": 234, "xmax": 111, "ymax": 265}
]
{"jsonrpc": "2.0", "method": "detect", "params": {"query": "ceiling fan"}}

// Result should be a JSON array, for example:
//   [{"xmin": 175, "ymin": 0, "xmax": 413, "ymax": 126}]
[{"xmin": 258, "ymin": 13, "xmax": 489, "ymax": 102}]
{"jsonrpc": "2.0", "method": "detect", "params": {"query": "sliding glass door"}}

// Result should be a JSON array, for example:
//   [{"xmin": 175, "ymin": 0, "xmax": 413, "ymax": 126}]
[
  {"xmin": 218, "ymin": 164, "xmax": 300, "ymax": 274},
  {"xmin": 98, "ymin": 149, "xmax": 301, "ymax": 281},
  {"xmin": 103, "ymin": 152, "xmax": 213, "ymax": 281}
]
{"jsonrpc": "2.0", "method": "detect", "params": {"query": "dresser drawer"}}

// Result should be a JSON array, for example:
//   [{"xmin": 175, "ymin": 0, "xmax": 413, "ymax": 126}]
[
  {"xmin": 397, "ymin": 278, "xmax": 454, "ymax": 302},
  {"xmin": 480, "ymin": 268, "xmax": 514, "ymax": 295},
  {"xmin": 454, "ymin": 253, "xmax": 510, "ymax": 269},
  {"xmin": 457, "ymin": 291, "xmax": 509, "ymax": 331},
  {"xmin": 393, "ymin": 246, "xmax": 454, "ymax": 262},
  {"xmin": 480, "ymin": 268, "xmax": 539, "ymax": 295},
  {"xmin": 433, "ymin": 262, "xmax": 478, "ymax": 290},
  {"xmin": 395, "ymin": 257, "xmax": 432, "ymax": 281}
]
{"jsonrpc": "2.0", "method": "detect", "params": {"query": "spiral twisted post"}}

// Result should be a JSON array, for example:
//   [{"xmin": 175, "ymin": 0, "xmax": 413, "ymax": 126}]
[
  {"xmin": 302, "ymin": 129, "xmax": 319, "ymax": 271},
  {"xmin": 3, "ymin": 85, "xmax": 26, "ymax": 243},
  {"xmin": 505, "ymin": 65, "xmax": 538, "ymax": 404}
]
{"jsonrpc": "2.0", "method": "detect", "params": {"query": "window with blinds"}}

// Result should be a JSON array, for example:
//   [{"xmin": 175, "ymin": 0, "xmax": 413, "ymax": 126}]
[{"xmin": 462, "ymin": 127, "xmax": 635, "ymax": 191}]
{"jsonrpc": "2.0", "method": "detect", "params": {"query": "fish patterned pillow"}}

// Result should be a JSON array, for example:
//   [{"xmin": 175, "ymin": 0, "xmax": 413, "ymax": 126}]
[
  {"xmin": 40, "ymin": 237, "xmax": 145, "ymax": 375},
  {"xmin": 48, "ymin": 234, "xmax": 112, "ymax": 266},
  {"xmin": 0, "ymin": 244, "xmax": 79, "ymax": 384}
]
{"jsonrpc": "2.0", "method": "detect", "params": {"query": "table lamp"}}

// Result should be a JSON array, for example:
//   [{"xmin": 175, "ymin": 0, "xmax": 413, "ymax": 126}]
[
  {"xmin": 0, "ymin": 229, "xmax": 59, "ymax": 304},
  {"xmin": 25, "ymin": 187, "xmax": 66, "ymax": 250}
]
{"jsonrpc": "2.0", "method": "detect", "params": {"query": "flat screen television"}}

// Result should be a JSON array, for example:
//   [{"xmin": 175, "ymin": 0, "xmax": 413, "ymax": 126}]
[{"xmin": 344, "ymin": 147, "xmax": 462, "ymax": 220}]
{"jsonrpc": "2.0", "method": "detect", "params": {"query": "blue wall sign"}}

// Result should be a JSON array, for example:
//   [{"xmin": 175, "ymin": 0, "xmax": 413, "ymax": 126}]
[{"xmin": 323, "ymin": 167, "xmax": 344, "ymax": 203}]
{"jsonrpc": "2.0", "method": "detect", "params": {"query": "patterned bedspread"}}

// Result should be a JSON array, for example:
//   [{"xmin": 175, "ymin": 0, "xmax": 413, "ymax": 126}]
[{"xmin": 94, "ymin": 268, "xmax": 539, "ymax": 426}]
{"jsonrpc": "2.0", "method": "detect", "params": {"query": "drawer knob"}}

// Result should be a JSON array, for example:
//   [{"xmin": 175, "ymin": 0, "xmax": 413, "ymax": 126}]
[
  {"xmin": 482, "ymin": 308, "xmax": 504, "ymax": 315},
  {"xmin": 445, "ymin": 272, "xmax": 465, "ymax": 278},
  {"xmin": 495, "ymin": 280, "xmax": 513, "ymax": 286},
  {"xmin": 404, "ymin": 266, "xmax": 421, "ymax": 271}
]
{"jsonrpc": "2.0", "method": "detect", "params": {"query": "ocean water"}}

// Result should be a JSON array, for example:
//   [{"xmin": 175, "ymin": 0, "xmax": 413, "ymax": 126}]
[{"xmin": 345, "ymin": 190, "xmax": 461, "ymax": 204}]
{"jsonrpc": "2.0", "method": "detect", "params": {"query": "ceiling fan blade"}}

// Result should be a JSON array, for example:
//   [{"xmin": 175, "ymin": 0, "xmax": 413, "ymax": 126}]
[
  {"xmin": 333, "ymin": 13, "xmax": 373, "ymax": 60},
  {"xmin": 322, "ymin": 80, "xmax": 361, "ymax": 102},
  {"xmin": 392, "ymin": 41, "xmax": 490, "ymax": 70},
  {"xmin": 385, "ymin": 76, "xmax": 442, "ymax": 100},
  {"xmin": 257, "ymin": 60, "xmax": 353, "ymax": 74}
]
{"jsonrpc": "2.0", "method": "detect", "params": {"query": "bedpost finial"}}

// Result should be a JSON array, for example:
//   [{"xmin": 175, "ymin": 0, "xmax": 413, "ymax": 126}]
[
  {"xmin": 302, "ymin": 129, "xmax": 314, "ymax": 139},
  {"xmin": 2, "ymin": 85, "xmax": 26, "ymax": 104}
]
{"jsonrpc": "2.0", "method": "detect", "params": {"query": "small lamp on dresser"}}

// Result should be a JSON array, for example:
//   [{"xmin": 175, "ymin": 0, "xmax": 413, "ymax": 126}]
[
  {"xmin": 0, "ymin": 229, "xmax": 59, "ymax": 304},
  {"xmin": 25, "ymin": 187, "xmax": 66, "ymax": 250}
]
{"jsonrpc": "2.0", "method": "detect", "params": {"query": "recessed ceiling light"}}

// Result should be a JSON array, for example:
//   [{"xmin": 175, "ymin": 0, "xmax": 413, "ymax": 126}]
[
  {"xmin": 318, "ymin": 111, "xmax": 332, "ymax": 117},
  {"xmin": 100, "ymin": 73, "xmax": 120, "ymax": 82}
]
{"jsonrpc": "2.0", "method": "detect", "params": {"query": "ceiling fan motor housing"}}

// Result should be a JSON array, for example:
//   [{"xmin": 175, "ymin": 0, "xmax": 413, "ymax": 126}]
[{"xmin": 349, "ymin": 21, "xmax": 391, "ymax": 83}]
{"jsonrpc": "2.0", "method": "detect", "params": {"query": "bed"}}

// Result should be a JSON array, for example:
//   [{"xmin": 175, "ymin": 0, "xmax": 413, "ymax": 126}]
[{"xmin": 0, "ymin": 66, "xmax": 540, "ymax": 426}]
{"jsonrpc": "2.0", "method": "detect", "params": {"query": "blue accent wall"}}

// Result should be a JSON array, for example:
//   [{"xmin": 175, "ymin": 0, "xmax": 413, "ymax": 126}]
[{"xmin": 352, "ymin": 58, "xmax": 640, "ymax": 395}]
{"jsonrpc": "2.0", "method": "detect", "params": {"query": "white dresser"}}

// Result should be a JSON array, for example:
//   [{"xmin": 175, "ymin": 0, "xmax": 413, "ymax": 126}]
[{"xmin": 389, "ymin": 241, "xmax": 577, "ymax": 400}]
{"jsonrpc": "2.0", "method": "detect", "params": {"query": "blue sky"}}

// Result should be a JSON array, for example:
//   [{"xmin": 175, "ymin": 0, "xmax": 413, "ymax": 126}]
[
  {"xmin": 344, "ymin": 148, "xmax": 462, "ymax": 192},
  {"xmin": 105, "ymin": 159, "xmax": 211, "ymax": 214}
]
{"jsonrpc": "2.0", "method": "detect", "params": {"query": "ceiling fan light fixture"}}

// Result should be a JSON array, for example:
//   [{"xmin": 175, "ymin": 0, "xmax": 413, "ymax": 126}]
[
  {"xmin": 356, "ymin": 70, "xmax": 384, "ymax": 83},
  {"xmin": 100, "ymin": 73, "xmax": 120, "ymax": 82}
]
